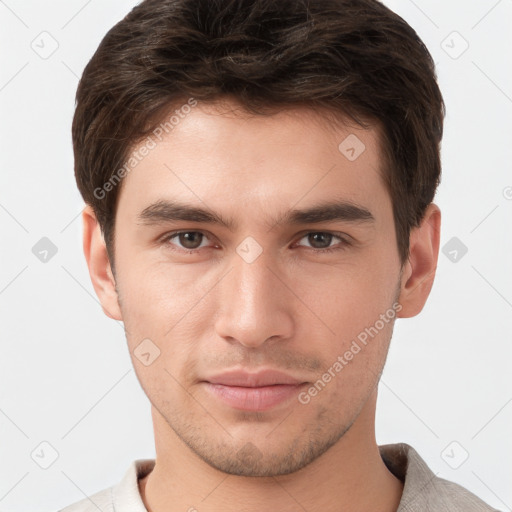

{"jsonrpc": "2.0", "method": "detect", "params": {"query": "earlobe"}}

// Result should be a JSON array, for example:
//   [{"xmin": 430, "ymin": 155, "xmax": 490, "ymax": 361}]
[
  {"xmin": 82, "ymin": 205, "xmax": 123, "ymax": 321},
  {"xmin": 396, "ymin": 203, "xmax": 441, "ymax": 318}
]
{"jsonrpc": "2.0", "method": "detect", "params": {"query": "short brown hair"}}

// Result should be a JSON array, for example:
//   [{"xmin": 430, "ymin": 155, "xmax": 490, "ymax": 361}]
[{"xmin": 72, "ymin": 0, "xmax": 445, "ymax": 269}]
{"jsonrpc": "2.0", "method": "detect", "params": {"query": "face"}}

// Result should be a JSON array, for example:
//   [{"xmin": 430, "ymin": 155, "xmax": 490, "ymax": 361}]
[{"xmin": 95, "ymin": 99, "xmax": 422, "ymax": 477}]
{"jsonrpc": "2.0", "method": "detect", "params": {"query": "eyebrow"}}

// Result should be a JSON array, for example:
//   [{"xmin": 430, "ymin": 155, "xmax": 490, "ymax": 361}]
[{"xmin": 137, "ymin": 199, "xmax": 375, "ymax": 230}]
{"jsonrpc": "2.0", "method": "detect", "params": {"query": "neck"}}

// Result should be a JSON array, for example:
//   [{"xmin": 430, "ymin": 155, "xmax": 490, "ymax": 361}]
[{"xmin": 139, "ymin": 388, "xmax": 403, "ymax": 512}]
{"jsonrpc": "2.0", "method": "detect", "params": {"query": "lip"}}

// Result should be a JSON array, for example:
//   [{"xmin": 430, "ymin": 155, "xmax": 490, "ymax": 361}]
[
  {"xmin": 205, "ymin": 369, "xmax": 305, "ymax": 387},
  {"xmin": 202, "ymin": 369, "xmax": 308, "ymax": 412},
  {"xmin": 203, "ymin": 383, "xmax": 307, "ymax": 411}
]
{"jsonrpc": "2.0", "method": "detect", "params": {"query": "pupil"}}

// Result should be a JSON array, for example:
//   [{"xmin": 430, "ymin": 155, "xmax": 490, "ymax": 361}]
[
  {"xmin": 180, "ymin": 232, "xmax": 202, "ymax": 249},
  {"xmin": 309, "ymin": 232, "xmax": 331, "ymax": 248}
]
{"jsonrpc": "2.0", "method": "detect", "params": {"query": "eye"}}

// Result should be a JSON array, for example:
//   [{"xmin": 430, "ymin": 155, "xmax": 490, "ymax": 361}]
[
  {"xmin": 295, "ymin": 232, "xmax": 350, "ymax": 253},
  {"xmin": 160, "ymin": 231, "xmax": 212, "ymax": 252},
  {"xmin": 159, "ymin": 230, "xmax": 351, "ymax": 255}
]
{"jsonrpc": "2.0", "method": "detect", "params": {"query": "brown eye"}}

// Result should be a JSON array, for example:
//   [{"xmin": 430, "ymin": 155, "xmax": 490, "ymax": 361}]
[
  {"xmin": 177, "ymin": 232, "xmax": 204, "ymax": 249},
  {"xmin": 162, "ymin": 231, "xmax": 210, "ymax": 251},
  {"xmin": 307, "ymin": 232, "xmax": 334, "ymax": 249},
  {"xmin": 295, "ymin": 232, "xmax": 350, "ymax": 253}
]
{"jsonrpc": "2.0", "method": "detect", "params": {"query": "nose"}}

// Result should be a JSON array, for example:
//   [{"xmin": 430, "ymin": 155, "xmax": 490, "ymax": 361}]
[{"xmin": 214, "ymin": 248, "xmax": 294, "ymax": 349}]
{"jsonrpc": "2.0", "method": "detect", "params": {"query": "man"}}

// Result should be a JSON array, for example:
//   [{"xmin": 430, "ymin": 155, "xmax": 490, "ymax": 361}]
[{"xmin": 60, "ymin": 0, "xmax": 499, "ymax": 511}]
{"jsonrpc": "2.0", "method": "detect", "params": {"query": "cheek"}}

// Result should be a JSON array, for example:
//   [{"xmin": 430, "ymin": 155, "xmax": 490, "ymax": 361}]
[
  {"xmin": 299, "ymin": 315, "xmax": 393, "ymax": 414},
  {"xmin": 299, "ymin": 260, "xmax": 396, "ymax": 333},
  {"xmin": 295, "ymin": 260, "xmax": 399, "ymax": 385},
  {"xmin": 117, "ymin": 258, "xmax": 198, "ymax": 330},
  {"xmin": 117, "ymin": 264, "xmax": 212, "ymax": 377}
]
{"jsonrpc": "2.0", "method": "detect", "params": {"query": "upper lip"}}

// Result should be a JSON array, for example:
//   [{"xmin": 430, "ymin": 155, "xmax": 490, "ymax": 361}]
[{"xmin": 205, "ymin": 369, "xmax": 306, "ymax": 387}]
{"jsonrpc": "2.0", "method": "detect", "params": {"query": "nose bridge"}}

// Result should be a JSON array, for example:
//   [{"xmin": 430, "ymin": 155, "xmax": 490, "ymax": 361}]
[
  {"xmin": 214, "ymin": 246, "xmax": 293, "ymax": 347},
  {"xmin": 235, "ymin": 250, "xmax": 275, "ymax": 310}
]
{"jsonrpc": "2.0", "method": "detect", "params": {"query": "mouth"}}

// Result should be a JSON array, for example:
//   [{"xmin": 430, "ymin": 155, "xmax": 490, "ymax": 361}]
[
  {"xmin": 202, "ymin": 382, "xmax": 308, "ymax": 412},
  {"xmin": 201, "ymin": 369, "xmax": 309, "ymax": 412}
]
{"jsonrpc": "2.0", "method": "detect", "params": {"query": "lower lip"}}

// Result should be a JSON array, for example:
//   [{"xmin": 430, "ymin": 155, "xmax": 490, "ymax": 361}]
[{"xmin": 203, "ymin": 382, "xmax": 306, "ymax": 411}]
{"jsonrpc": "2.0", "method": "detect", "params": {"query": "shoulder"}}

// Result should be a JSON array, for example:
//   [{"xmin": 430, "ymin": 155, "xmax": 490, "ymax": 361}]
[
  {"xmin": 379, "ymin": 443, "xmax": 502, "ymax": 512},
  {"xmin": 55, "ymin": 459, "xmax": 154, "ymax": 512},
  {"xmin": 423, "ymin": 473, "xmax": 502, "ymax": 512},
  {"xmin": 58, "ymin": 486, "xmax": 114, "ymax": 512}
]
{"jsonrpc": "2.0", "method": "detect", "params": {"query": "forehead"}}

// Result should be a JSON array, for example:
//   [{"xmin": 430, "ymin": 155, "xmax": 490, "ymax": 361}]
[{"xmin": 117, "ymin": 99, "xmax": 390, "ymax": 227}]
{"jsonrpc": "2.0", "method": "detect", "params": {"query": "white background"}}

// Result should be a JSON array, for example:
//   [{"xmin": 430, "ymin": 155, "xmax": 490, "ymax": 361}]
[{"xmin": 0, "ymin": 1, "xmax": 510, "ymax": 511}]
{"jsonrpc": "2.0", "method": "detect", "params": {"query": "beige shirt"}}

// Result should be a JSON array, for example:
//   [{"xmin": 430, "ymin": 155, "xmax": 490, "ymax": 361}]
[{"xmin": 59, "ymin": 442, "xmax": 500, "ymax": 511}]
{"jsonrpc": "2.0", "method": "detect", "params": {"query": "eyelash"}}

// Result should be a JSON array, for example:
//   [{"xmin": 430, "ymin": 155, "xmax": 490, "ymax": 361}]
[{"xmin": 159, "ymin": 230, "xmax": 352, "ymax": 255}]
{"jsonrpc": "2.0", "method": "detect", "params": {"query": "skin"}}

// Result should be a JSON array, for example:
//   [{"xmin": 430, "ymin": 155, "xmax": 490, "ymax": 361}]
[{"xmin": 83, "ymin": 98, "xmax": 440, "ymax": 512}]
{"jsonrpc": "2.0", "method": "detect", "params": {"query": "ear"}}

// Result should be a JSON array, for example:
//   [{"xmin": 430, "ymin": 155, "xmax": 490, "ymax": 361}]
[
  {"xmin": 82, "ymin": 205, "xmax": 123, "ymax": 321},
  {"xmin": 396, "ymin": 203, "xmax": 441, "ymax": 318}
]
